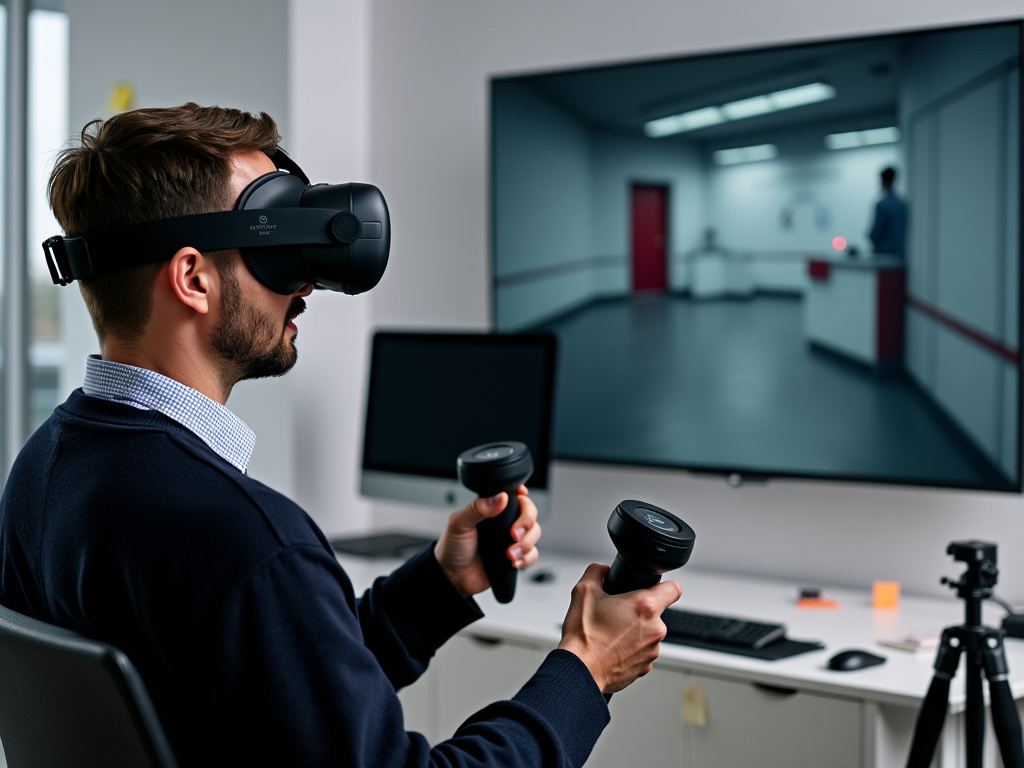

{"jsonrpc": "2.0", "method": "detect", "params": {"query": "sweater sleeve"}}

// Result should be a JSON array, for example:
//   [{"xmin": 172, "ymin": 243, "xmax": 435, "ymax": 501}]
[
  {"xmin": 357, "ymin": 543, "xmax": 484, "ymax": 690},
  {"xmin": 195, "ymin": 544, "xmax": 609, "ymax": 768}
]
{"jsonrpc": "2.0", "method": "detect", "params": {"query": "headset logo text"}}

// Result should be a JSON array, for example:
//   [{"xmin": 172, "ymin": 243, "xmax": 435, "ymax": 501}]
[{"xmin": 251, "ymin": 215, "xmax": 278, "ymax": 236}]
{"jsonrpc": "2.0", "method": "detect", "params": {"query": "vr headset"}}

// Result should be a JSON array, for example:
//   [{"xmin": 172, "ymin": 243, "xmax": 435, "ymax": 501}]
[{"xmin": 42, "ymin": 149, "xmax": 390, "ymax": 295}]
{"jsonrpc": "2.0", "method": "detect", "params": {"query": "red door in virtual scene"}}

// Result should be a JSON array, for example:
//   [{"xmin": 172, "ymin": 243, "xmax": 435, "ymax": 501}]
[{"xmin": 631, "ymin": 184, "xmax": 669, "ymax": 292}]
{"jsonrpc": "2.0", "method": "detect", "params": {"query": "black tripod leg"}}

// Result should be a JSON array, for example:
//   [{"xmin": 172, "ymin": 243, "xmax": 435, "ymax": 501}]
[
  {"xmin": 988, "ymin": 679, "xmax": 1024, "ymax": 768},
  {"xmin": 906, "ymin": 673, "xmax": 954, "ymax": 768},
  {"xmin": 907, "ymin": 630, "xmax": 962, "ymax": 768},
  {"xmin": 966, "ymin": 653, "xmax": 985, "ymax": 768},
  {"xmin": 981, "ymin": 631, "xmax": 1024, "ymax": 768}
]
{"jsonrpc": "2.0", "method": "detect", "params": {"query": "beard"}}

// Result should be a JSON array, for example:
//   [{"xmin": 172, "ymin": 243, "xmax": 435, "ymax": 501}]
[{"xmin": 212, "ymin": 266, "xmax": 306, "ymax": 382}]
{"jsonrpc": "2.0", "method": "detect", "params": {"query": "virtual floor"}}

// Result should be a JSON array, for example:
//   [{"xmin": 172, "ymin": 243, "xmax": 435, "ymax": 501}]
[{"xmin": 534, "ymin": 294, "xmax": 1010, "ymax": 490}]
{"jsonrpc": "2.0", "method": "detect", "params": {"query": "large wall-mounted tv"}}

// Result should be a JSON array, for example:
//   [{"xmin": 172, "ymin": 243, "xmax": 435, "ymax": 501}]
[{"xmin": 491, "ymin": 19, "xmax": 1022, "ymax": 493}]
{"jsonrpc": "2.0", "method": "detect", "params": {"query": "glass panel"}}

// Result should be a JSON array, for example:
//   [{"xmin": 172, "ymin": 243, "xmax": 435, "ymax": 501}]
[
  {"xmin": 0, "ymin": 3, "xmax": 7, "ymax": 465},
  {"xmin": 27, "ymin": 8, "xmax": 67, "ymax": 429}
]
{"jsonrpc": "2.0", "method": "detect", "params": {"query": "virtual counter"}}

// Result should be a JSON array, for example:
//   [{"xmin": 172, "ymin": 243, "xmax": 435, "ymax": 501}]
[{"xmin": 804, "ymin": 256, "xmax": 906, "ymax": 371}]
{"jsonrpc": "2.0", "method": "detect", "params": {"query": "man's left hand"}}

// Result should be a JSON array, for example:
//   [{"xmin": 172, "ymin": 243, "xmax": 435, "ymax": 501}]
[{"xmin": 434, "ymin": 487, "xmax": 541, "ymax": 597}]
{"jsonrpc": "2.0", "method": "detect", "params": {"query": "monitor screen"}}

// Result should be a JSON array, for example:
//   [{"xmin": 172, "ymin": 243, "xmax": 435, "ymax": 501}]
[
  {"xmin": 360, "ymin": 332, "xmax": 557, "ymax": 514},
  {"xmin": 491, "ymin": 20, "xmax": 1022, "ymax": 492}
]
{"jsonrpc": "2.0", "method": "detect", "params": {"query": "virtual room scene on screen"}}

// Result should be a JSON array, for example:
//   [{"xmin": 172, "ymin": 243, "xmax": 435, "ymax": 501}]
[{"xmin": 492, "ymin": 21, "xmax": 1021, "ymax": 491}]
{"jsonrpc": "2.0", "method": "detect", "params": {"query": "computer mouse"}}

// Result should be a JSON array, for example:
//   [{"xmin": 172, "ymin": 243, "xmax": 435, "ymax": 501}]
[
  {"xmin": 530, "ymin": 569, "xmax": 556, "ymax": 584},
  {"xmin": 827, "ymin": 649, "xmax": 886, "ymax": 671}
]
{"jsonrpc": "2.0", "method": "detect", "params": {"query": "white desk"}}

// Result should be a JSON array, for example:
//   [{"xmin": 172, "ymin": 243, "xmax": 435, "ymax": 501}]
[{"xmin": 341, "ymin": 551, "xmax": 1024, "ymax": 767}]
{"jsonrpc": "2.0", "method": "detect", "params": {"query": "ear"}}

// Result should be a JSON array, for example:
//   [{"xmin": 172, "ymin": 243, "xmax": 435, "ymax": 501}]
[{"xmin": 166, "ymin": 247, "xmax": 216, "ymax": 315}]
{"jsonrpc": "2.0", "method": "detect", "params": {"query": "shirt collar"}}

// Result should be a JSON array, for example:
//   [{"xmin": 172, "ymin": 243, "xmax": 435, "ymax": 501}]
[{"xmin": 82, "ymin": 355, "xmax": 256, "ymax": 473}]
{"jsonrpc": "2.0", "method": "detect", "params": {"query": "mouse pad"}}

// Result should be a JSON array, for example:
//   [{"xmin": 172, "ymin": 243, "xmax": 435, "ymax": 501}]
[{"xmin": 664, "ymin": 636, "xmax": 825, "ymax": 660}]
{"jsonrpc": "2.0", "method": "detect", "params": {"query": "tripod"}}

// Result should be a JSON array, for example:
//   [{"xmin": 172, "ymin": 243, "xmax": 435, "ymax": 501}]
[{"xmin": 906, "ymin": 541, "xmax": 1024, "ymax": 768}]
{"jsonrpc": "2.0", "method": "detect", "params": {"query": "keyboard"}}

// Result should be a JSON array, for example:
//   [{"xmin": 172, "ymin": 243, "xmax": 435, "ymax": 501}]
[{"xmin": 662, "ymin": 608, "xmax": 786, "ymax": 650}]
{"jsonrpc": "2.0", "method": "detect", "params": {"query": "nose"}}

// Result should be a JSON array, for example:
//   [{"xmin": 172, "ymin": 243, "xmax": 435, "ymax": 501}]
[{"xmin": 295, "ymin": 284, "xmax": 314, "ymax": 298}]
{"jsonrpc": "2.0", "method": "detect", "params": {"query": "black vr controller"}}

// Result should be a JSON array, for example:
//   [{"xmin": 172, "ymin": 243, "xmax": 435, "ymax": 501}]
[
  {"xmin": 42, "ymin": 148, "xmax": 390, "ymax": 296},
  {"xmin": 457, "ymin": 441, "xmax": 533, "ymax": 604},
  {"xmin": 604, "ymin": 500, "xmax": 695, "ymax": 595}
]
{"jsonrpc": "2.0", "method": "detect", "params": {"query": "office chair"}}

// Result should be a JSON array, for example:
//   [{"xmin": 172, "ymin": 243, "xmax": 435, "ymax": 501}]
[{"xmin": 0, "ymin": 603, "xmax": 177, "ymax": 768}]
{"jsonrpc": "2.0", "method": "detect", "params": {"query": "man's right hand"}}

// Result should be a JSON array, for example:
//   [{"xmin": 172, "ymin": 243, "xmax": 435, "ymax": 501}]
[{"xmin": 557, "ymin": 563, "xmax": 682, "ymax": 695}]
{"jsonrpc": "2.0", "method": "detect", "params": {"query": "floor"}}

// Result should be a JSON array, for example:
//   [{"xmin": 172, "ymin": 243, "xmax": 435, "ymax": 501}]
[{"xmin": 533, "ymin": 294, "xmax": 1011, "ymax": 490}]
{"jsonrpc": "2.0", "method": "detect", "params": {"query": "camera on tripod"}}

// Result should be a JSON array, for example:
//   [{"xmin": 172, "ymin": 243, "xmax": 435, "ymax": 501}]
[{"xmin": 905, "ymin": 539, "xmax": 1023, "ymax": 768}]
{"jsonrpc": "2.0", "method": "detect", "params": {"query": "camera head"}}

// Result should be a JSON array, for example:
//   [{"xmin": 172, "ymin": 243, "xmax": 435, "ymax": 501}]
[{"xmin": 944, "ymin": 540, "xmax": 999, "ymax": 595}]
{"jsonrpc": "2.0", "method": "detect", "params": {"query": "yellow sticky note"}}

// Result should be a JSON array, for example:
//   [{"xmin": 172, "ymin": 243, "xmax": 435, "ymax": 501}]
[
  {"xmin": 682, "ymin": 682, "xmax": 707, "ymax": 727},
  {"xmin": 108, "ymin": 82, "xmax": 135, "ymax": 113},
  {"xmin": 873, "ymin": 581, "xmax": 900, "ymax": 610}
]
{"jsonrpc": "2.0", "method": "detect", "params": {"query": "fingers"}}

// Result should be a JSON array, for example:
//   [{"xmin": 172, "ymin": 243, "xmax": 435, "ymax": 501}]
[
  {"xmin": 448, "ymin": 492, "xmax": 508, "ymax": 533},
  {"xmin": 507, "ymin": 493, "xmax": 541, "ymax": 569},
  {"xmin": 650, "ymin": 579, "xmax": 683, "ymax": 609},
  {"xmin": 509, "ymin": 486, "xmax": 537, "ymax": 538}
]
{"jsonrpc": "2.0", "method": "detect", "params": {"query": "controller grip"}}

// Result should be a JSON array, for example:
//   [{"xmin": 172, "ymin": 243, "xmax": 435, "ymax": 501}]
[
  {"xmin": 604, "ymin": 555, "xmax": 662, "ymax": 595},
  {"xmin": 477, "ymin": 491, "xmax": 519, "ymax": 603}
]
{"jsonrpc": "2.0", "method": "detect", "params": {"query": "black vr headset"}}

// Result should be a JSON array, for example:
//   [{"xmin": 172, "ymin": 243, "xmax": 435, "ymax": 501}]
[{"xmin": 42, "ymin": 149, "xmax": 390, "ymax": 295}]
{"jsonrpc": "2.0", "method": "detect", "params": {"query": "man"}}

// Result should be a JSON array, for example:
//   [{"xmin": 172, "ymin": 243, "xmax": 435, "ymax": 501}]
[
  {"xmin": 868, "ymin": 166, "xmax": 909, "ymax": 258},
  {"xmin": 0, "ymin": 104, "xmax": 681, "ymax": 766}
]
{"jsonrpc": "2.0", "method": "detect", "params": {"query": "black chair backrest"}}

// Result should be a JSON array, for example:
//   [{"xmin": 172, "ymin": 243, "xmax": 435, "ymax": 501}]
[{"xmin": 0, "ymin": 604, "xmax": 177, "ymax": 768}]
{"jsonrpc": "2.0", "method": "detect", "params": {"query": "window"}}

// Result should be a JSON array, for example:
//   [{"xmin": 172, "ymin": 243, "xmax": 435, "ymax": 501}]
[{"xmin": 0, "ymin": 3, "xmax": 69, "ymax": 480}]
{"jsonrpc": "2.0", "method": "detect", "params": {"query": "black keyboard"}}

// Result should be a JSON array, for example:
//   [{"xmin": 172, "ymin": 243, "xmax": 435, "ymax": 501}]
[{"xmin": 662, "ymin": 608, "xmax": 786, "ymax": 649}]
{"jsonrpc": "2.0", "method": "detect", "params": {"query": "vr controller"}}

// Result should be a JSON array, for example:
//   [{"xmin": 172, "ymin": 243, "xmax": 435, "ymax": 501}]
[
  {"xmin": 456, "ymin": 440, "xmax": 695, "ymax": 605},
  {"xmin": 42, "ymin": 148, "xmax": 390, "ymax": 296},
  {"xmin": 457, "ymin": 441, "xmax": 533, "ymax": 604},
  {"xmin": 603, "ymin": 500, "xmax": 695, "ymax": 595}
]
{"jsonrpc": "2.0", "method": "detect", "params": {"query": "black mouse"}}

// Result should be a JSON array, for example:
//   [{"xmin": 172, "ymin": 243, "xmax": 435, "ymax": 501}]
[
  {"xmin": 530, "ymin": 569, "xmax": 556, "ymax": 584},
  {"xmin": 827, "ymin": 649, "xmax": 886, "ymax": 671}
]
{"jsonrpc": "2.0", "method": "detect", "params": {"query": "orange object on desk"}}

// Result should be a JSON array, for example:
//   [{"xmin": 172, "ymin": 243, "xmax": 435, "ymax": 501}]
[
  {"xmin": 798, "ymin": 597, "xmax": 839, "ymax": 609},
  {"xmin": 873, "ymin": 581, "xmax": 900, "ymax": 609}
]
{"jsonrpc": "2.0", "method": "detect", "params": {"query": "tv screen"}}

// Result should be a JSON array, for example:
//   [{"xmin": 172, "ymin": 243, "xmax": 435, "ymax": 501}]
[{"xmin": 491, "ymin": 20, "xmax": 1022, "ymax": 492}]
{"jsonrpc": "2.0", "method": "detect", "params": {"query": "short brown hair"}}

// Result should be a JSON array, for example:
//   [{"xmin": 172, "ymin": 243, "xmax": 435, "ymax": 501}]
[{"xmin": 47, "ymin": 103, "xmax": 281, "ymax": 343}]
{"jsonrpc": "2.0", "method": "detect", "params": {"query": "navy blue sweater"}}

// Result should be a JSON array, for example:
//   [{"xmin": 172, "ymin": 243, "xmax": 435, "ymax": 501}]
[{"xmin": 0, "ymin": 390, "xmax": 609, "ymax": 766}]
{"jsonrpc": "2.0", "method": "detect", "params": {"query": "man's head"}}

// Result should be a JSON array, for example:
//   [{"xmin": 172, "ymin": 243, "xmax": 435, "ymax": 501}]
[
  {"xmin": 47, "ymin": 103, "xmax": 281, "ymax": 345},
  {"xmin": 881, "ymin": 166, "xmax": 897, "ymax": 190}
]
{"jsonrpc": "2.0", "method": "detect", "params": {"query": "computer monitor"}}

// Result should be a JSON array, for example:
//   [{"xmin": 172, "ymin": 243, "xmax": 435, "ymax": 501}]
[{"xmin": 360, "ymin": 331, "xmax": 557, "ymax": 517}]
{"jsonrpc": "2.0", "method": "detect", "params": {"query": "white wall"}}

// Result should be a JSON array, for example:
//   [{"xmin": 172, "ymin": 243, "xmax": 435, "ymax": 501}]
[
  {"xmin": 325, "ymin": 0, "xmax": 1024, "ymax": 600},
  {"xmin": 287, "ymin": 0, "xmax": 374, "ymax": 532}
]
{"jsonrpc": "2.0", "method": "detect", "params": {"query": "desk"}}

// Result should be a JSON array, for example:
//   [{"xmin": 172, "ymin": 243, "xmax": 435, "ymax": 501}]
[
  {"xmin": 342, "ymin": 551, "xmax": 1024, "ymax": 768},
  {"xmin": 804, "ymin": 257, "xmax": 906, "ymax": 370}
]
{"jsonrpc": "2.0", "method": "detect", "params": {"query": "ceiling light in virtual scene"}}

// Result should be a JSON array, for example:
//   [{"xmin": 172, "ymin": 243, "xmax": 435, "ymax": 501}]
[
  {"xmin": 645, "ymin": 82, "xmax": 836, "ymax": 138},
  {"xmin": 645, "ymin": 106, "xmax": 725, "ymax": 137},
  {"xmin": 712, "ymin": 144, "xmax": 778, "ymax": 166},
  {"xmin": 825, "ymin": 127, "xmax": 901, "ymax": 150}
]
